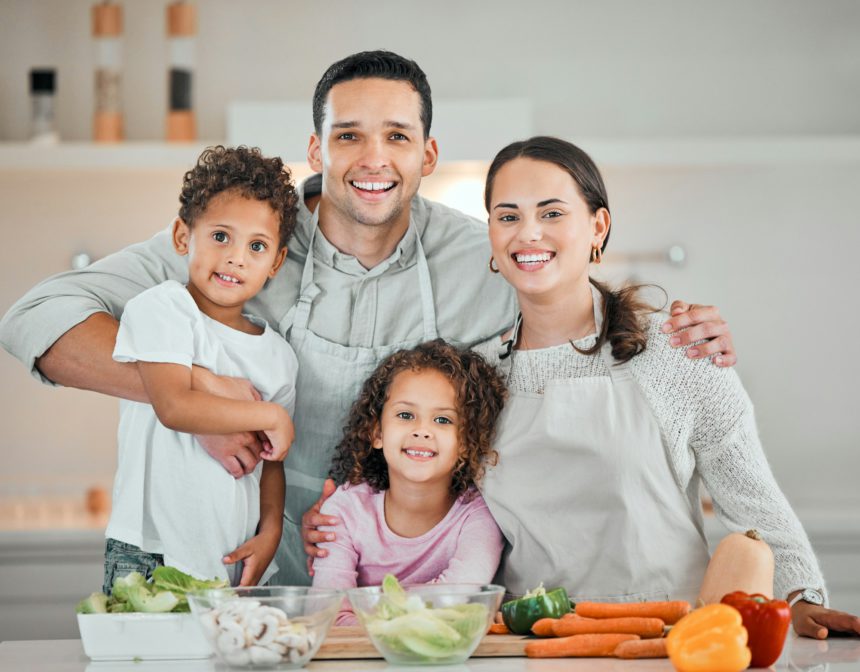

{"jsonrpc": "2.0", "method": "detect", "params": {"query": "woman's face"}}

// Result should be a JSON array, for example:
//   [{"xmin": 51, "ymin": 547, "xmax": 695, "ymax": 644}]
[{"xmin": 487, "ymin": 157, "xmax": 607, "ymax": 301}]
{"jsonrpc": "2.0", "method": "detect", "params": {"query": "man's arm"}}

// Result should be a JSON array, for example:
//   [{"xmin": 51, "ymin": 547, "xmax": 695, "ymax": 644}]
[
  {"xmin": 663, "ymin": 300, "xmax": 737, "ymax": 367},
  {"xmin": 0, "ymin": 228, "xmax": 184, "ymax": 386}
]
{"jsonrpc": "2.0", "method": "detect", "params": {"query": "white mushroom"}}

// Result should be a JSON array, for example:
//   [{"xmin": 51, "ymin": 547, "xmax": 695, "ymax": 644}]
[
  {"xmin": 215, "ymin": 619, "xmax": 245, "ymax": 654},
  {"xmin": 198, "ymin": 609, "xmax": 219, "ymax": 638},
  {"xmin": 224, "ymin": 649, "xmax": 252, "ymax": 666},
  {"xmin": 249, "ymin": 645, "xmax": 282, "ymax": 665}
]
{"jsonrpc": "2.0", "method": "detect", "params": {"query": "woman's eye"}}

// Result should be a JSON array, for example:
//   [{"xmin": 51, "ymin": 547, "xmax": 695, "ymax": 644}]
[
  {"xmin": 396, "ymin": 411, "xmax": 414, "ymax": 420},
  {"xmin": 544, "ymin": 210, "xmax": 563, "ymax": 218},
  {"xmin": 250, "ymin": 241, "xmax": 266, "ymax": 253},
  {"xmin": 212, "ymin": 231, "xmax": 228, "ymax": 243},
  {"xmin": 498, "ymin": 214, "xmax": 518, "ymax": 223},
  {"xmin": 434, "ymin": 416, "xmax": 453, "ymax": 425}
]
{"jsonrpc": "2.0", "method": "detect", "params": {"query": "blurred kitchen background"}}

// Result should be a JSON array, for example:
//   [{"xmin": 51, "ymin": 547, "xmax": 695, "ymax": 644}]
[{"xmin": 1, "ymin": 0, "xmax": 858, "ymax": 641}]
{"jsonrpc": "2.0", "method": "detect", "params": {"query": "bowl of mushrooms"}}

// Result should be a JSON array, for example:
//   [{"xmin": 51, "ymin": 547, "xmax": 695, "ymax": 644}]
[{"xmin": 187, "ymin": 586, "xmax": 342, "ymax": 669}]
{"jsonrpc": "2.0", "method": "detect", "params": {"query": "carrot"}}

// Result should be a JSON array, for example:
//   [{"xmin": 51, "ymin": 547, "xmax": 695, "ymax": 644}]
[
  {"xmin": 575, "ymin": 600, "xmax": 691, "ymax": 625},
  {"xmin": 531, "ymin": 618, "xmax": 558, "ymax": 637},
  {"xmin": 553, "ymin": 616, "xmax": 665, "ymax": 638},
  {"xmin": 487, "ymin": 622, "xmax": 510, "ymax": 635},
  {"xmin": 525, "ymin": 633, "xmax": 639, "ymax": 658},
  {"xmin": 614, "ymin": 638, "xmax": 668, "ymax": 659},
  {"xmin": 561, "ymin": 612, "xmax": 584, "ymax": 620}
]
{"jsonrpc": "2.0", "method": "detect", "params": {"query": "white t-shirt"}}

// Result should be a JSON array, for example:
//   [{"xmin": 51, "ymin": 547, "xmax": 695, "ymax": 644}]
[{"xmin": 108, "ymin": 280, "xmax": 298, "ymax": 584}]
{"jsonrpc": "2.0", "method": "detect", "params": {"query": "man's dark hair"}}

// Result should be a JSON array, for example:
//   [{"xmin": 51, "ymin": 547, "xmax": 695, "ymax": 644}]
[{"xmin": 312, "ymin": 50, "xmax": 433, "ymax": 139}]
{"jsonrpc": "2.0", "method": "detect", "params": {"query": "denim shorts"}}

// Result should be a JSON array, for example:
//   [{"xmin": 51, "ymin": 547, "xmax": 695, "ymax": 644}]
[{"xmin": 103, "ymin": 538, "xmax": 164, "ymax": 595}]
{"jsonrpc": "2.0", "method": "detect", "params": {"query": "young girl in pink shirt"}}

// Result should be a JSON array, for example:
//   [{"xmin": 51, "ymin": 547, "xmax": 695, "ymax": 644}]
[{"xmin": 311, "ymin": 340, "xmax": 508, "ymax": 625}]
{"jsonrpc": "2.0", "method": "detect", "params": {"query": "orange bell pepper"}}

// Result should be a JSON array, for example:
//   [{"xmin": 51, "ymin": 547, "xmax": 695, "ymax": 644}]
[{"xmin": 666, "ymin": 604, "xmax": 751, "ymax": 672}]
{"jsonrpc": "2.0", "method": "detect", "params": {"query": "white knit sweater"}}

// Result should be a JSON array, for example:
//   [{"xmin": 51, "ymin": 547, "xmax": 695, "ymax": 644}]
[{"xmin": 474, "ymin": 313, "xmax": 825, "ymax": 602}]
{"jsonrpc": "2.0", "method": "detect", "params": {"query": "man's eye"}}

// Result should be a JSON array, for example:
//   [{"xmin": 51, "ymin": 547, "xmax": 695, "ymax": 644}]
[
  {"xmin": 212, "ymin": 231, "xmax": 228, "ymax": 243},
  {"xmin": 338, "ymin": 133, "xmax": 356, "ymax": 141},
  {"xmin": 434, "ymin": 416, "xmax": 453, "ymax": 425},
  {"xmin": 396, "ymin": 412, "xmax": 414, "ymax": 420},
  {"xmin": 390, "ymin": 133, "xmax": 408, "ymax": 141},
  {"xmin": 250, "ymin": 241, "xmax": 266, "ymax": 253}
]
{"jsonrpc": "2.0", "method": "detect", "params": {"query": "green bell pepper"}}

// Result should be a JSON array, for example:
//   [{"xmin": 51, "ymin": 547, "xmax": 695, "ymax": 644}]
[{"xmin": 500, "ymin": 583, "xmax": 572, "ymax": 635}]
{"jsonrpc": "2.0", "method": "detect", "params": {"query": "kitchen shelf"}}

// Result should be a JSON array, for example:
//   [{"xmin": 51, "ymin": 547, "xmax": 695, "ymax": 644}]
[{"xmin": 0, "ymin": 136, "xmax": 858, "ymax": 170}]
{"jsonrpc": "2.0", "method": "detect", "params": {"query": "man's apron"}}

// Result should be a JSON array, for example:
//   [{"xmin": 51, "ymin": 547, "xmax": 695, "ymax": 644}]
[{"xmin": 272, "ymin": 223, "xmax": 439, "ymax": 584}]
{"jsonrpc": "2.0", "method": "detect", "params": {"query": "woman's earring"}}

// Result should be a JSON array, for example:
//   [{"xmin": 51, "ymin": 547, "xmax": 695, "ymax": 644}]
[
  {"xmin": 488, "ymin": 256, "xmax": 500, "ymax": 273},
  {"xmin": 590, "ymin": 245, "xmax": 603, "ymax": 264}
]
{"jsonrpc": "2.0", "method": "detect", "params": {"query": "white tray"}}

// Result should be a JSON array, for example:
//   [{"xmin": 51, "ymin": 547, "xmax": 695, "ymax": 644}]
[{"xmin": 77, "ymin": 612, "xmax": 212, "ymax": 661}]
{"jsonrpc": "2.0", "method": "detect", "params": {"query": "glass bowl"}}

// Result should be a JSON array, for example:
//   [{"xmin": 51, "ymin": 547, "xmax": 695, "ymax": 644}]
[
  {"xmin": 187, "ymin": 586, "xmax": 341, "ymax": 669},
  {"xmin": 347, "ymin": 583, "xmax": 504, "ymax": 665}
]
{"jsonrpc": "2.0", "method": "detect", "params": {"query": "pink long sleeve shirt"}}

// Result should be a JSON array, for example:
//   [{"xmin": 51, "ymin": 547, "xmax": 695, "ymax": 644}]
[{"xmin": 311, "ymin": 482, "xmax": 504, "ymax": 625}]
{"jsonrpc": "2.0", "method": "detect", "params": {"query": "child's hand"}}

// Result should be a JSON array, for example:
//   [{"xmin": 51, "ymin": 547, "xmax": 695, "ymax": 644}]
[
  {"xmin": 223, "ymin": 529, "xmax": 280, "ymax": 587},
  {"xmin": 262, "ymin": 406, "xmax": 294, "ymax": 461}
]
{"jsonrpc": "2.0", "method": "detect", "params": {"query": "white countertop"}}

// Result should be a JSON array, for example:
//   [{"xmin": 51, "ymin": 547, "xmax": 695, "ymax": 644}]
[{"xmin": 1, "ymin": 636, "xmax": 859, "ymax": 672}]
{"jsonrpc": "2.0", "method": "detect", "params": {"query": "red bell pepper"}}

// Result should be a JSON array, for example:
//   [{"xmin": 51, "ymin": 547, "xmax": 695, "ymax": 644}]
[{"xmin": 720, "ymin": 591, "xmax": 791, "ymax": 667}]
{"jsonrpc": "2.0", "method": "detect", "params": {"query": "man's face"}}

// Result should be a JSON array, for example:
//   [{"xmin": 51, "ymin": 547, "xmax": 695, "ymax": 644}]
[{"xmin": 308, "ymin": 78, "xmax": 438, "ymax": 232}]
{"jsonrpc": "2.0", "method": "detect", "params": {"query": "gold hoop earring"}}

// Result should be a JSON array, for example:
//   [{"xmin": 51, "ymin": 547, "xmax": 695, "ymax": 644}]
[
  {"xmin": 590, "ymin": 245, "xmax": 603, "ymax": 264},
  {"xmin": 488, "ymin": 256, "xmax": 500, "ymax": 273}
]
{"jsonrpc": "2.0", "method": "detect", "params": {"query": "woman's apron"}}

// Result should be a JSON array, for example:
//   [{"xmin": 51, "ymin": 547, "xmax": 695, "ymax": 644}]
[
  {"xmin": 273, "ymin": 223, "xmax": 439, "ymax": 585},
  {"xmin": 481, "ymin": 300, "xmax": 711, "ymax": 602}
]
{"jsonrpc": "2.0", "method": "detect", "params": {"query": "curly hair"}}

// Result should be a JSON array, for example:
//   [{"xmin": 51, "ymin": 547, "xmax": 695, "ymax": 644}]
[
  {"xmin": 178, "ymin": 145, "xmax": 298, "ymax": 249},
  {"xmin": 329, "ymin": 340, "xmax": 508, "ymax": 497}
]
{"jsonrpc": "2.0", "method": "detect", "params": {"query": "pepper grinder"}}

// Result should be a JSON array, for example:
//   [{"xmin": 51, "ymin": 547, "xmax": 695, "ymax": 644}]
[
  {"xmin": 166, "ymin": 1, "xmax": 196, "ymax": 141},
  {"xmin": 92, "ymin": 1, "xmax": 123, "ymax": 142},
  {"xmin": 29, "ymin": 68, "xmax": 58, "ymax": 144}
]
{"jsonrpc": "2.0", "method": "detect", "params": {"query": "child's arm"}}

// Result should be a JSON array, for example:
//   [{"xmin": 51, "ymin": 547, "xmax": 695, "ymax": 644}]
[
  {"xmin": 311, "ymin": 494, "xmax": 361, "ymax": 626},
  {"xmin": 223, "ymin": 461, "xmax": 285, "ymax": 586},
  {"xmin": 137, "ymin": 361, "xmax": 294, "ymax": 460},
  {"xmin": 430, "ymin": 497, "xmax": 504, "ymax": 585}
]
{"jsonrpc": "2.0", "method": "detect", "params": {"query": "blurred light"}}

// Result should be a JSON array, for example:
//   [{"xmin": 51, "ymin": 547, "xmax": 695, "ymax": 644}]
[
  {"xmin": 667, "ymin": 245, "xmax": 686, "ymax": 266},
  {"xmin": 71, "ymin": 252, "xmax": 92, "ymax": 270},
  {"xmin": 440, "ymin": 178, "xmax": 486, "ymax": 221}
]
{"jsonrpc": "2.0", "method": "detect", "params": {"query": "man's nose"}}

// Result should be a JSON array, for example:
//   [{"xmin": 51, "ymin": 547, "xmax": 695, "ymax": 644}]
[{"xmin": 358, "ymin": 137, "xmax": 389, "ymax": 170}]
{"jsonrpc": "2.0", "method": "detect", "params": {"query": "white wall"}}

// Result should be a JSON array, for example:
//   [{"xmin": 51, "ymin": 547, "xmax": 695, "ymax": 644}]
[
  {"xmin": 0, "ymin": 2, "xmax": 858, "ymax": 512},
  {"xmin": 2, "ymin": 0, "xmax": 859, "ymax": 141}
]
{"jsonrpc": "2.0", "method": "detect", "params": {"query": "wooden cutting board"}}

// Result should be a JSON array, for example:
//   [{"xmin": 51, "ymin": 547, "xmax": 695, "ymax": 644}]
[{"xmin": 314, "ymin": 626, "xmax": 530, "ymax": 659}]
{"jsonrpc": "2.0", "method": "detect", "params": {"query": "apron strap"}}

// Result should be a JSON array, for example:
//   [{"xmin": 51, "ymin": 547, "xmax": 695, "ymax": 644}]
[{"xmin": 413, "ymin": 229, "xmax": 439, "ymax": 341}]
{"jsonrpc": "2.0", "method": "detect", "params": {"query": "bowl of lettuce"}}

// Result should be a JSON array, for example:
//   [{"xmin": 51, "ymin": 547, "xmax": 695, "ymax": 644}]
[
  {"xmin": 347, "ymin": 575, "xmax": 504, "ymax": 665},
  {"xmin": 76, "ymin": 566, "xmax": 228, "ymax": 661}
]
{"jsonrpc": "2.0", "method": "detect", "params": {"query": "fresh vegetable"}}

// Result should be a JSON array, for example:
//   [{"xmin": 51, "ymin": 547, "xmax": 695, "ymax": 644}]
[
  {"xmin": 553, "ymin": 615, "xmax": 664, "ymax": 638},
  {"xmin": 360, "ymin": 574, "xmax": 490, "ymax": 663},
  {"xmin": 525, "ymin": 633, "xmax": 638, "ymax": 658},
  {"xmin": 531, "ymin": 618, "xmax": 558, "ymax": 636},
  {"xmin": 575, "ymin": 600, "xmax": 691, "ymax": 625},
  {"xmin": 666, "ymin": 603, "xmax": 751, "ymax": 672},
  {"xmin": 75, "ymin": 566, "xmax": 228, "ymax": 615},
  {"xmin": 721, "ymin": 591, "xmax": 791, "ymax": 667},
  {"xmin": 487, "ymin": 622, "xmax": 510, "ymax": 634},
  {"xmin": 500, "ymin": 583, "xmax": 571, "ymax": 635},
  {"xmin": 614, "ymin": 638, "xmax": 668, "ymax": 659}
]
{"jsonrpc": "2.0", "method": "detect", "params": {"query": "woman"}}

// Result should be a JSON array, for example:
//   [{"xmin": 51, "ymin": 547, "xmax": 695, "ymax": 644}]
[{"xmin": 473, "ymin": 135, "xmax": 859, "ymax": 639}]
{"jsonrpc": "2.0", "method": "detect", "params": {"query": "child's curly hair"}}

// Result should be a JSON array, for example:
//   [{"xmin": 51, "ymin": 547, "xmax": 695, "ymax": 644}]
[
  {"xmin": 178, "ymin": 145, "xmax": 298, "ymax": 248},
  {"xmin": 329, "ymin": 339, "xmax": 508, "ymax": 497}
]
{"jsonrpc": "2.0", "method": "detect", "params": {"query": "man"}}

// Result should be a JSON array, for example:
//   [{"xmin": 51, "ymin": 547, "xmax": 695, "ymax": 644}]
[{"xmin": 0, "ymin": 51, "xmax": 735, "ymax": 585}]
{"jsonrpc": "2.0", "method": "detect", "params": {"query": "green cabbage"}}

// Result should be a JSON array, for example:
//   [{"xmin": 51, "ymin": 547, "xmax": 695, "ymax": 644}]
[
  {"xmin": 75, "ymin": 567, "xmax": 227, "ymax": 615},
  {"xmin": 362, "ymin": 575, "xmax": 489, "ymax": 662}
]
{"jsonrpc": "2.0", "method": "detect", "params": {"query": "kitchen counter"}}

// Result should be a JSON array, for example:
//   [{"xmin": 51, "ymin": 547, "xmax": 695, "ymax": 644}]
[{"xmin": 1, "ymin": 636, "xmax": 859, "ymax": 671}]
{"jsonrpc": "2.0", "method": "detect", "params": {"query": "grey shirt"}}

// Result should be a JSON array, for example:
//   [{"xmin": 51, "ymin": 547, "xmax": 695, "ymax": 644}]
[{"xmin": 0, "ymin": 174, "xmax": 517, "ymax": 381}]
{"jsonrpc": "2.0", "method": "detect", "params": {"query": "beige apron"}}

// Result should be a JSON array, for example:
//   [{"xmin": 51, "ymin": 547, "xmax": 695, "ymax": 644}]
[
  {"xmin": 481, "ymin": 297, "xmax": 710, "ymax": 602},
  {"xmin": 271, "ymin": 220, "xmax": 439, "ymax": 585}
]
